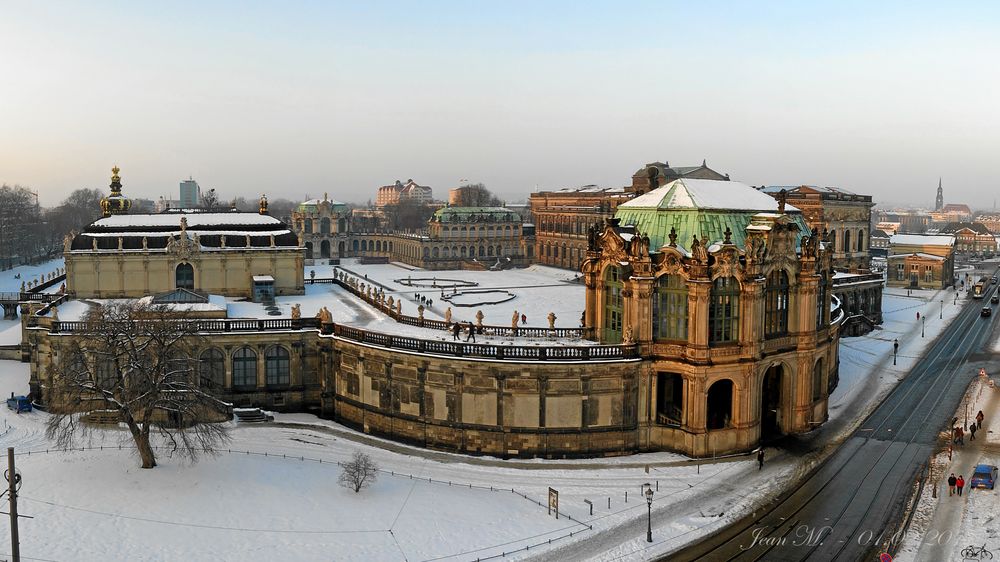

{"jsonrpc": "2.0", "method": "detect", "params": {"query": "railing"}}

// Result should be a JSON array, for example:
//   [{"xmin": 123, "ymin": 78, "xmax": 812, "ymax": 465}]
[
  {"xmin": 330, "ymin": 323, "xmax": 639, "ymax": 362},
  {"xmin": 0, "ymin": 292, "xmax": 59, "ymax": 303},
  {"xmin": 51, "ymin": 318, "xmax": 323, "ymax": 334}
]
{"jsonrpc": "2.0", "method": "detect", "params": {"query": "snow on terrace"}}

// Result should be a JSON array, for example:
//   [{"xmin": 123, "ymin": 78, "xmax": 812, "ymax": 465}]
[{"xmin": 0, "ymin": 257, "xmax": 65, "ymax": 344}]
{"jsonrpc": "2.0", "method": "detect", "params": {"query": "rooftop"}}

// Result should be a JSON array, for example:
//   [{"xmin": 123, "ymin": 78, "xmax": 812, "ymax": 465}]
[{"xmin": 890, "ymin": 234, "xmax": 956, "ymax": 247}]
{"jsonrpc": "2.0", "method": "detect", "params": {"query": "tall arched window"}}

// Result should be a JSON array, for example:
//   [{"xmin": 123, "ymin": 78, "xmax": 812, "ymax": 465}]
[
  {"xmin": 320, "ymin": 218, "xmax": 331, "ymax": 234},
  {"xmin": 304, "ymin": 218, "xmax": 313, "ymax": 234},
  {"xmin": 265, "ymin": 346, "xmax": 290, "ymax": 386},
  {"xmin": 199, "ymin": 349, "xmax": 225, "ymax": 389},
  {"xmin": 653, "ymin": 274, "xmax": 688, "ymax": 341},
  {"xmin": 764, "ymin": 270, "xmax": 790, "ymax": 337},
  {"xmin": 857, "ymin": 229, "xmax": 865, "ymax": 252},
  {"xmin": 175, "ymin": 263, "xmax": 194, "ymax": 290},
  {"xmin": 828, "ymin": 230, "xmax": 836, "ymax": 252},
  {"xmin": 816, "ymin": 272, "xmax": 828, "ymax": 329},
  {"xmin": 603, "ymin": 267, "xmax": 624, "ymax": 343},
  {"xmin": 843, "ymin": 230, "xmax": 851, "ymax": 254},
  {"xmin": 709, "ymin": 276, "xmax": 740, "ymax": 344},
  {"xmin": 232, "ymin": 347, "xmax": 257, "ymax": 389}
]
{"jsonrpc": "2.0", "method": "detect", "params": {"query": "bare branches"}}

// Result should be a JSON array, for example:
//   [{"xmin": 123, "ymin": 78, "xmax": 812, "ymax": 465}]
[
  {"xmin": 339, "ymin": 451, "xmax": 379, "ymax": 493},
  {"xmin": 45, "ymin": 300, "xmax": 231, "ymax": 469}
]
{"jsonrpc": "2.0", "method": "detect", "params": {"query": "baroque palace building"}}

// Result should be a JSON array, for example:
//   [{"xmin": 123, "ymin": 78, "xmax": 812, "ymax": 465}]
[
  {"xmin": 582, "ymin": 178, "xmax": 839, "ymax": 453},
  {"xmin": 24, "ymin": 166, "xmax": 841, "ymax": 459}
]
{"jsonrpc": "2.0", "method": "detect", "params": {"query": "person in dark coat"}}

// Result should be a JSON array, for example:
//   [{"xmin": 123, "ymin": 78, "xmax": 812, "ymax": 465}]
[
  {"xmin": 757, "ymin": 449, "xmax": 764, "ymax": 470},
  {"xmin": 521, "ymin": 313, "xmax": 527, "ymax": 325},
  {"xmin": 957, "ymin": 475, "xmax": 965, "ymax": 496},
  {"xmin": 465, "ymin": 321, "xmax": 476, "ymax": 343},
  {"xmin": 948, "ymin": 473, "xmax": 957, "ymax": 496},
  {"xmin": 970, "ymin": 422, "xmax": 978, "ymax": 441},
  {"xmin": 977, "ymin": 410, "xmax": 985, "ymax": 430},
  {"xmin": 451, "ymin": 322, "xmax": 461, "ymax": 341}
]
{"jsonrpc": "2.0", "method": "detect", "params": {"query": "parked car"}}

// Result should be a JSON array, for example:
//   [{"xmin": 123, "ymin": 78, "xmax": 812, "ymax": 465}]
[
  {"xmin": 982, "ymin": 306, "xmax": 992, "ymax": 317},
  {"xmin": 992, "ymin": 294, "xmax": 999, "ymax": 304},
  {"xmin": 992, "ymin": 276, "xmax": 998, "ymax": 284},
  {"xmin": 970, "ymin": 464, "xmax": 999, "ymax": 490},
  {"xmin": 5, "ymin": 394, "xmax": 30, "ymax": 413}
]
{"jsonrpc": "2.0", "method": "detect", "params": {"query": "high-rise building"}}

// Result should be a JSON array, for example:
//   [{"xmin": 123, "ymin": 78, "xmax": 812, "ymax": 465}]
[{"xmin": 179, "ymin": 178, "xmax": 200, "ymax": 208}]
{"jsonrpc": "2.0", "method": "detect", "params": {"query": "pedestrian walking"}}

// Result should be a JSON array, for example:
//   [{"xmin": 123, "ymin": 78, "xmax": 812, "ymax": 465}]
[
  {"xmin": 757, "ymin": 449, "xmax": 764, "ymax": 471},
  {"xmin": 977, "ymin": 410, "xmax": 985, "ymax": 430},
  {"xmin": 953, "ymin": 426, "xmax": 961, "ymax": 445},
  {"xmin": 970, "ymin": 422, "xmax": 978, "ymax": 441},
  {"xmin": 948, "ymin": 473, "xmax": 957, "ymax": 496},
  {"xmin": 957, "ymin": 475, "xmax": 965, "ymax": 496},
  {"xmin": 958, "ymin": 426, "xmax": 965, "ymax": 445},
  {"xmin": 521, "ymin": 313, "xmax": 527, "ymax": 325},
  {"xmin": 451, "ymin": 322, "xmax": 461, "ymax": 341},
  {"xmin": 465, "ymin": 321, "xmax": 476, "ymax": 343}
]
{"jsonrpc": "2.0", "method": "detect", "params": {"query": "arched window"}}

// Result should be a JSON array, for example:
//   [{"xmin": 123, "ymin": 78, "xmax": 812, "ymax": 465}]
[
  {"xmin": 653, "ymin": 274, "xmax": 688, "ymax": 341},
  {"xmin": 304, "ymin": 218, "xmax": 313, "ymax": 234},
  {"xmin": 352, "ymin": 239, "xmax": 359, "ymax": 252},
  {"xmin": 816, "ymin": 272, "xmax": 828, "ymax": 329},
  {"xmin": 505, "ymin": 225, "xmax": 512, "ymax": 237},
  {"xmin": 199, "ymin": 349, "xmax": 225, "ymax": 389},
  {"xmin": 764, "ymin": 270, "xmax": 790, "ymax": 338},
  {"xmin": 656, "ymin": 372, "xmax": 683, "ymax": 425},
  {"xmin": 423, "ymin": 247, "xmax": 430, "ymax": 259},
  {"xmin": 175, "ymin": 263, "xmax": 194, "ymax": 290},
  {"xmin": 479, "ymin": 245, "xmax": 485, "ymax": 257},
  {"xmin": 443, "ymin": 246, "xmax": 450, "ymax": 258},
  {"xmin": 843, "ymin": 230, "xmax": 851, "ymax": 254},
  {"xmin": 320, "ymin": 240, "xmax": 330, "ymax": 258},
  {"xmin": 603, "ymin": 267, "xmax": 624, "ymax": 343},
  {"xmin": 304, "ymin": 242, "xmax": 314, "ymax": 259},
  {"xmin": 709, "ymin": 277, "xmax": 740, "ymax": 344},
  {"xmin": 707, "ymin": 379, "xmax": 733, "ymax": 430},
  {"xmin": 432, "ymin": 247, "xmax": 440, "ymax": 258},
  {"xmin": 460, "ymin": 246, "xmax": 467, "ymax": 258},
  {"xmin": 812, "ymin": 359, "xmax": 824, "ymax": 402},
  {"xmin": 828, "ymin": 230, "xmax": 836, "ymax": 252},
  {"xmin": 376, "ymin": 240, "xmax": 382, "ymax": 252},
  {"xmin": 857, "ymin": 229, "xmax": 865, "ymax": 252},
  {"xmin": 320, "ymin": 218, "xmax": 331, "ymax": 234},
  {"xmin": 232, "ymin": 347, "xmax": 257, "ymax": 389},
  {"xmin": 338, "ymin": 218, "xmax": 346, "ymax": 232},
  {"xmin": 487, "ymin": 246, "xmax": 494, "ymax": 256},
  {"xmin": 361, "ymin": 240, "xmax": 368, "ymax": 251},
  {"xmin": 265, "ymin": 346, "xmax": 290, "ymax": 386}
]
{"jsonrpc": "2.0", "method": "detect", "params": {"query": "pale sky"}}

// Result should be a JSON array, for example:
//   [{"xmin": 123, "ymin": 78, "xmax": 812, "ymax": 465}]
[{"xmin": 3, "ymin": 1, "xmax": 1000, "ymax": 209}]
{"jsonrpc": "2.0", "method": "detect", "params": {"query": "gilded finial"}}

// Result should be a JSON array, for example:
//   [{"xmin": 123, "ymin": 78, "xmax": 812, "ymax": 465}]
[{"xmin": 259, "ymin": 194, "xmax": 269, "ymax": 215}]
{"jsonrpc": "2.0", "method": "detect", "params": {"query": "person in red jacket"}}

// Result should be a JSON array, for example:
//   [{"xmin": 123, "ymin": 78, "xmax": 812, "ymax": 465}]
[{"xmin": 957, "ymin": 475, "xmax": 966, "ymax": 496}]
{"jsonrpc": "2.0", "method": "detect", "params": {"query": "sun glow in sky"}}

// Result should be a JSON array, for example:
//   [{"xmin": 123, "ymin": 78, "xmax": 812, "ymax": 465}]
[{"xmin": 3, "ymin": 1, "xmax": 1000, "ymax": 208}]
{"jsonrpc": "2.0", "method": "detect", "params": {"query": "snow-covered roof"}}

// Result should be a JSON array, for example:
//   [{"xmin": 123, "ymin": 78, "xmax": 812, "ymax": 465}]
[
  {"xmin": 890, "ymin": 234, "xmax": 955, "ymax": 247},
  {"xmin": 619, "ymin": 179, "xmax": 800, "ymax": 213},
  {"xmin": 92, "ymin": 212, "xmax": 282, "ymax": 228},
  {"xmin": 887, "ymin": 252, "xmax": 947, "ymax": 261},
  {"xmin": 300, "ymin": 198, "xmax": 345, "ymax": 206},
  {"xmin": 252, "ymin": 275, "xmax": 275, "ymax": 282}
]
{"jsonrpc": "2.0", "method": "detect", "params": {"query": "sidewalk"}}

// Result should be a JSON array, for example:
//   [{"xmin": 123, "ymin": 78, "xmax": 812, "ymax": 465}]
[{"xmin": 906, "ymin": 376, "xmax": 1000, "ymax": 561}]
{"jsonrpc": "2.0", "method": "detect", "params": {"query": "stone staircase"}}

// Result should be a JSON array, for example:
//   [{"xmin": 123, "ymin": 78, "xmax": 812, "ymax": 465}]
[
  {"xmin": 233, "ymin": 408, "xmax": 272, "ymax": 423},
  {"xmin": 82, "ymin": 409, "xmax": 121, "ymax": 425}
]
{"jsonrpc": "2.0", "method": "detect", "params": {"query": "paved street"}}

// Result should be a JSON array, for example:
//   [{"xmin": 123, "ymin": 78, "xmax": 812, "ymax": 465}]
[{"xmin": 674, "ymin": 275, "xmax": 1000, "ymax": 562}]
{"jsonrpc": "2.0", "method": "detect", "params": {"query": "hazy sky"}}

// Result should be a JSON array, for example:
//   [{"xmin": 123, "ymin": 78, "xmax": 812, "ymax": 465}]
[{"xmin": 3, "ymin": 1, "xmax": 1000, "ymax": 209}]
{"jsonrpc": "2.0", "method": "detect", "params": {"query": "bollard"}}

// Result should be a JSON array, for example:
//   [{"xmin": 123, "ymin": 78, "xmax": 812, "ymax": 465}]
[{"xmin": 625, "ymin": 491, "xmax": 628, "ymax": 503}]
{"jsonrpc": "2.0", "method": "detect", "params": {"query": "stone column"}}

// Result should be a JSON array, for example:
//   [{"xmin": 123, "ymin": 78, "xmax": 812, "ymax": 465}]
[{"xmin": 687, "ymin": 279, "xmax": 711, "ymax": 363}]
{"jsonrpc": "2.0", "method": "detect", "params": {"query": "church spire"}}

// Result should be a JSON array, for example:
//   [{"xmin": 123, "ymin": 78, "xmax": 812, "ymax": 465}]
[{"xmin": 935, "ymin": 177, "xmax": 944, "ymax": 211}]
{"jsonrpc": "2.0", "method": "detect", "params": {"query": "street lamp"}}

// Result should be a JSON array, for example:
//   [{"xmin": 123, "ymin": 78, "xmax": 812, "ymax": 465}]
[
  {"xmin": 893, "ymin": 338, "xmax": 898, "ymax": 366},
  {"xmin": 922, "ymin": 316, "xmax": 925, "ymax": 338},
  {"xmin": 940, "ymin": 299, "xmax": 943, "ymax": 319},
  {"xmin": 643, "ymin": 483, "xmax": 654, "ymax": 542}
]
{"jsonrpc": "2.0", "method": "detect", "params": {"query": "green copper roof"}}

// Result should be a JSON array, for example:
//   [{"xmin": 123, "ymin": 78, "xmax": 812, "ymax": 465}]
[
  {"xmin": 614, "ymin": 179, "xmax": 810, "ymax": 251},
  {"xmin": 297, "ymin": 197, "xmax": 347, "ymax": 214},
  {"xmin": 433, "ymin": 206, "xmax": 517, "ymax": 223}
]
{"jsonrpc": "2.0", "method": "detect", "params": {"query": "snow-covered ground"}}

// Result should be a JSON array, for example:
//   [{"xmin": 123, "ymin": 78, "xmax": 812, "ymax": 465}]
[{"xmin": 0, "ymin": 258, "xmax": 63, "ymax": 293}]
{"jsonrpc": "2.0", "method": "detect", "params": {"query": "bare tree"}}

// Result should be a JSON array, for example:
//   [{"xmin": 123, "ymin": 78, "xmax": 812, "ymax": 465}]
[
  {"xmin": 200, "ymin": 188, "xmax": 221, "ymax": 210},
  {"xmin": 339, "ymin": 451, "xmax": 379, "ymax": 493},
  {"xmin": 45, "ymin": 300, "xmax": 231, "ymax": 469},
  {"xmin": 452, "ymin": 183, "xmax": 503, "ymax": 207}
]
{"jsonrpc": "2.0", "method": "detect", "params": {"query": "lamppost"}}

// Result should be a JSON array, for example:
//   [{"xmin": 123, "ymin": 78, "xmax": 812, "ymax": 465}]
[
  {"xmin": 643, "ymin": 483, "xmax": 654, "ymax": 542},
  {"xmin": 941, "ymin": 299, "xmax": 943, "ymax": 319},
  {"xmin": 922, "ymin": 316, "xmax": 925, "ymax": 338},
  {"xmin": 893, "ymin": 338, "xmax": 898, "ymax": 366}
]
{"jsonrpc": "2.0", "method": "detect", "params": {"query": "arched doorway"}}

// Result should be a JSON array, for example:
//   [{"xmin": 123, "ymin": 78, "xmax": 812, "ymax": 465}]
[
  {"xmin": 761, "ymin": 364, "xmax": 783, "ymax": 440},
  {"xmin": 337, "ymin": 241, "xmax": 345, "ymax": 257},
  {"xmin": 706, "ymin": 380, "xmax": 733, "ymax": 430},
  {"xmin": 304, "ymin": 242, "xmax": 313, "ymax": 260},
  {"xmin": 320, "ymin": 240, "xmax": 331, "ymax": 258},
  {"xmin": 175, "ymin": 263, "xmax": 194, "ymax": 290}
]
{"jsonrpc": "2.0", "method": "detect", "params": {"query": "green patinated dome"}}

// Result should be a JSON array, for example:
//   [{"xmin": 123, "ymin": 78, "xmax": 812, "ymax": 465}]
[
  {"xmin": 297, "ymin": 193, "xmax": 347, "ymax": 214},
  {"xmin": 614, "ymin": 178, "xmax": 811, "ymax": 251}
]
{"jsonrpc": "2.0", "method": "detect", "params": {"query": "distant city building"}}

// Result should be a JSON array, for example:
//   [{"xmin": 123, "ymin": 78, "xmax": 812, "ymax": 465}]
[
  {"xmin": 179, "ymin": 178, "xmax": 200, "ymax": 208},
  {"xmin": 887, "ymin": 234, "xmax": 955, "ymax": 289},
  {"xmin": 976, "ymin": 214, "xmax": 1000, "ymax": 234},
  {"xmin": 530, "ymin": 160, "xmax": 727, "ymax": 270},
  {"xmin": 155, "ymin": 197, "xmax": 180, "ymax": 213},
  {"xmin": 290, "ymin": 194, "xmax": 351, "ymax": 262},
  {"xmin": 930, "ymin": 203, "xmax": 973, "ymax": 224},
  {"xmin": 939, "ymin": 222, "xmax": 997, "ymax": 256},
  {"xmin": 875, "ymin": 221, "xmax": 901, "ymax": 235},
  {"xmin": 375, "ymin": 179, "xmax": 433, "ymax": 207},
  {"xmin": 935, "ymin": 177, "xmax": 944, "ymax": 211},
  {"xmin": 869, "ymin": 229, "xmax": 891, "ymax": 257}
]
